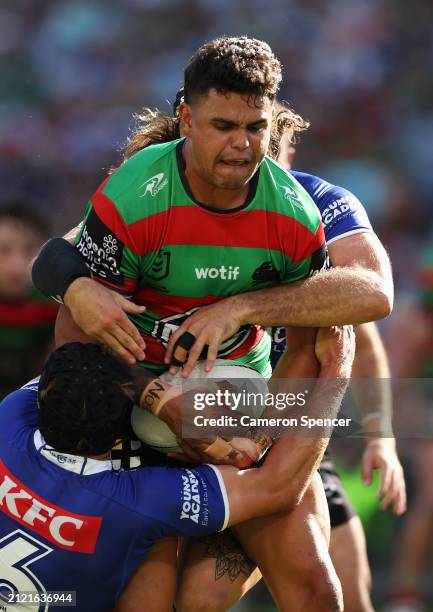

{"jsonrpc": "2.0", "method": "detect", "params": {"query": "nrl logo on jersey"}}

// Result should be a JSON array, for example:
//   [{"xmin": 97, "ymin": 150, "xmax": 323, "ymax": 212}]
[
  {"xmin": 280, "ymin": 184, "xmax": 304, "ymax": 210},
  {"xmin": 139, "ymin": 173, "xmax": 168, "ymax": 197}
]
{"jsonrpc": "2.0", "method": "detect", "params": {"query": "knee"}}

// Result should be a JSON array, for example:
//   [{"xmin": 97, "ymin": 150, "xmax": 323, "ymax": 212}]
[{"xmin": 306, "ymin": 564, "xmax": 344, "ymax": 612}]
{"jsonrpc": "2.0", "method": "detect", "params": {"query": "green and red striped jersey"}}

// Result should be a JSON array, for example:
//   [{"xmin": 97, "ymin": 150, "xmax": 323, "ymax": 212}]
[{"xmin": 76, "ymin": 139, "xmax": 327, "ymax": 374}]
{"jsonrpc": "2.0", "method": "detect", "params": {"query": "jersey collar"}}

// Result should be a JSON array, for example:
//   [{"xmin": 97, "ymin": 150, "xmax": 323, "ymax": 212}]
[{"xmin": 34, "ymin": 430, "xmax": 112, "ymax": 476}]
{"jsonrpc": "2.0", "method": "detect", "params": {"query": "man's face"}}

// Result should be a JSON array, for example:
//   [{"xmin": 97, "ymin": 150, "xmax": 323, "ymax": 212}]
[
  {"xmin": 0, "ymin": 220, "xmax": 41, "ymax": 300},
  {"xmin": 180, "ymin": 89, "xmax": 272, "ymax": 191}
]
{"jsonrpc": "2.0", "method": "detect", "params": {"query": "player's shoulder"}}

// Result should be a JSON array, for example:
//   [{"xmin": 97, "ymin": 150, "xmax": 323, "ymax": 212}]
[
  {"xmin": 0, "ymin": 382, "xmax": 39, "ymax": 447},
  {"xmin": 100, "ymin": 139, "xmax": 181, "ymax": 221},
  {"xmin": 260, "ymin": 157, "xmax": 322, "ymax": 233},
  {"xmin": 291, "ymin": 169, "xmax": 364, "ymax": 213},
  {"xmin": 290, "ymin": 170, "xmax": 333, "ymax": 201},
  {"xmin": 291, "ymin": 169, "xmax": 374, "ymax": 243}
]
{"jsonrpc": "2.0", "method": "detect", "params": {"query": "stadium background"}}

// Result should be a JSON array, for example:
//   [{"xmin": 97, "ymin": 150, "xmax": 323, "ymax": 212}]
[{"xmin": 1, "ymin": 0, "xmax": 432, "ymax": 609}]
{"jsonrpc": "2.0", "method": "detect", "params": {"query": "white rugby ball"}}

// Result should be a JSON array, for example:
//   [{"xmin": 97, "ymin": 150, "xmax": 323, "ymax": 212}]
[{"xmin": 131, "ymin": 360, "xmax": 267, "ymax": 453}]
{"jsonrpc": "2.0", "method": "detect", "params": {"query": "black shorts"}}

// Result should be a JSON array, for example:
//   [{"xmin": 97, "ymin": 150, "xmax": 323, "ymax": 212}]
[{"xmin": 319, "ymin": 455, "xmax": 357, "ymax": 529}]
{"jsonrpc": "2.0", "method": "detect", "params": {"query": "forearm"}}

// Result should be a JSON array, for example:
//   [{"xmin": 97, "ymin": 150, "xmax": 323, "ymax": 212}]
[
  {"xmin": 257, "ymin": 360, "xmax": 351, "ymax": 515},
  {"xmin": 232, "ymin": 267, "xmax": 391, "ymax": 327},
  {"xmin": 351, "ymin": 322, "xmax": 393, "ymax": 440}
]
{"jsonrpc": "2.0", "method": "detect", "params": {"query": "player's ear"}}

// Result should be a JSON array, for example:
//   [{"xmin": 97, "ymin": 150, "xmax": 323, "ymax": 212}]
[{"xmin": 179, "ymin": 102, "xmax": 192, "ymax": 135}]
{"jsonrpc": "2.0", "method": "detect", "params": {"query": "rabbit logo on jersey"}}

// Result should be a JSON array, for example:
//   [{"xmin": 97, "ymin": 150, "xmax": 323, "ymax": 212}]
[
  {"xmin": 139, "ymin": 173, "xmax": 168, "ymax": 197},
  {"xmin": 180, "ymin": 470, "xmax": 202, "ymax": 524}
]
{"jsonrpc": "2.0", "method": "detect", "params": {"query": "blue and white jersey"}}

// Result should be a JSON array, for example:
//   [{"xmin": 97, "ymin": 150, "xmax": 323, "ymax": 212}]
[
  {"xmin": 271, "ymin": 170, "xmax": 374, "ymax": 366},
  {"xmin": 291, "ymin": 170, "xmax": 373, "ymax": 245},
  {"xmin": 0, "ymin": 380, "xmax": 228, "ymax": 611}
]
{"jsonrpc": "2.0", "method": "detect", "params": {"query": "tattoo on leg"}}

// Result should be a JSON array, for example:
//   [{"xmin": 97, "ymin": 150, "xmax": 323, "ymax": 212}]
[{"xmin": 199, "ymin": 532, "xmax": 255, "ymax": 583}]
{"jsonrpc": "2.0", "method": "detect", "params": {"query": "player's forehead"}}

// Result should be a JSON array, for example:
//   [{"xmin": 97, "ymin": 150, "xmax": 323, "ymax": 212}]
[{"xmin": 193, "ymin": 88, "xmax": 273, "ymax": 124}]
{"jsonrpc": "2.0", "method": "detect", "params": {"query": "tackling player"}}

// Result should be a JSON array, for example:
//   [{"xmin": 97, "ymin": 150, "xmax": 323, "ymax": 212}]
[
  {"xmin": 0, "ymin": 336, "xmax": 353, "ymax": 611},
  {"xmin": 171, "ymin": 107, "xmax": 406, "ymax": 612},
  {"xmin": 271, "ymin": 121, "xmax": 406, "ymax": 612},
  {"xmin": 31, "ymin": 36, "xmax": 393, "ymax": 610}
]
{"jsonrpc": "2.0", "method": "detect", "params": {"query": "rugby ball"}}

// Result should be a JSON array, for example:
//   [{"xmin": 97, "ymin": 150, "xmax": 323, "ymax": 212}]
[{"xmin": 131, "ymin": 360, "xmax": 267, "ymax": 453}]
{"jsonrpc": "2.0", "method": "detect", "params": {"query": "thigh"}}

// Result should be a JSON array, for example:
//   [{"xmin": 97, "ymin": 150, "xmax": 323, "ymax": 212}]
[
  {"xmin": 330, "ymin": 517, "xmax": 373, "ymax": 612},
  {"xmin": 176, "ymin": 531, "xmax": 262, "ymax": 612},
  {"xmin": 115, "ymin": 537, "xmax": 178, "ymax": 612},
  {"xmin": 232, "ymin": 473, "xmax": 341, "ymax": 612}
]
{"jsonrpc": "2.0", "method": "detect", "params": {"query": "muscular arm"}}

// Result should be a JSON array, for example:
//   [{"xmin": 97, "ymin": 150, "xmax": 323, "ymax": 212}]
[
  {"xmin": 218, "ymin": 326, "xmax": 354, "ymax": 526},
  {"xmin": 163, "ymin": 232, "xmax": 393, "ymax": 376},
  {"xmin": 234, "ymin": 232, "xmax": 392, "ymax": 328}
]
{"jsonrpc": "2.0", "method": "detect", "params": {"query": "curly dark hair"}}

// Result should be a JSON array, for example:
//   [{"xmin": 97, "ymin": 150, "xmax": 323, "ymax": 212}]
[
  {"xmin": 124, "ymin": 36, "xmax": 283, "ymax": 161},
  {"xmin": 184, "ymin": 36, "xmax": 282, "ymax": 104},
  {"xmin": 125, "ymin": 108, "xmax": 181, "ymax": 161},
  {"xmin": 38, "ymin": 343, "xmax": 135, "ymax": 455},
  {"xmin": 268, "ymin": 101, "xmax": 310, "ymax": 161}
]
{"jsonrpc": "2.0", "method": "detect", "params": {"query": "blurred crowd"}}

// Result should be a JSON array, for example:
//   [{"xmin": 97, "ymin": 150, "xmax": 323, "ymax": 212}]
[{"xmin": 1, "ymin": 0, "xmax": 433, "ymax": 609}]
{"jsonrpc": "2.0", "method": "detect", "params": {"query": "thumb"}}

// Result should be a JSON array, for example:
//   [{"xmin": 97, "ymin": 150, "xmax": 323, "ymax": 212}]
[
  {"xmin": 114, "ymin": 294, "xmax": 146, "ymax": 314},
  {"xmin": 361, "ymin": 453, "xmax": 373, "ymax": 486}
]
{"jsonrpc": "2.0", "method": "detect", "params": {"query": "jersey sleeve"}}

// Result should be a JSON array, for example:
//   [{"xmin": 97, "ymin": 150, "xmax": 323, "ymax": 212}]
[
  {"xmin": 74, "ymin": 176, "xmax": 142, "ymax": 296},
  {"xmin": 132, "ymin": 464, "xmax": 229, "ymax": 538},
  {"xmin": 318, "ymin": 185, "xmax": 374, "ymax": 245}
]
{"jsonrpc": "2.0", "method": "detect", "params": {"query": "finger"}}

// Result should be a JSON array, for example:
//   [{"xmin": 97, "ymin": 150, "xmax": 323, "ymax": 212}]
[
  {"xmin": 394, "ymin": 474, "xmax": 407, "ymax": 516},
  {"xmin": 204, "ymin": 338, "xmax": 219, "ymax": 373},
  {"xmin": 361, "ymin": 454, "xmax": 373, "ymax": 486},
  {"xmin": 378, "ymin": 465, "xmax": 392, "ymax": 499},
  {"xmin": 226, "ymin": 449, "xmax": 255, "ymax": 469},
  {"xmin": 96, "ymin": 332, "xmax": 138, "ymax": 365},
  {"xmin": 165, "ymin": 327, "xmax": 185, "ymax": 364},
  {"xmin": 116, "ymin": 312, "xmax": 147, "ymax": 352},
  {"xmin": 177, "ymin": 438, "xmax": 203, "ymax": 462},
  {"xmin": 115, "ymin": 294, "xmax": 146, "ymax": 316},
  {"xmin": 170, "ymin": 331, "xmax": 196, "ymax": 368},
  {"xmin": 182, "ymin": 338, "xmax": 208, "ymax": 378},
  {"xmin": 380, "ymin": 472, "xmax": 395, "ymax": 511},
  {"xmin": 108, "ymin": 322, "xmax": 146, "ymax": 361}
]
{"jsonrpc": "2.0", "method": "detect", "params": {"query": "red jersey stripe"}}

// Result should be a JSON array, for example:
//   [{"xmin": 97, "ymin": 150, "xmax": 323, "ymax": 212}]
[
  {"xmin": 90, "ymin": 196, "xmax": 323, "ymax": 263},
  {"xmin": 141, "ymin": 326, "xmax": 265, "ymax": 366}
]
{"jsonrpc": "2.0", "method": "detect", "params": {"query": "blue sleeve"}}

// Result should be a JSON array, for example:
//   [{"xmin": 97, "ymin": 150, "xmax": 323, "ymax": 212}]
[
  {"xmin": 318, "ymin": 185, "xmax": 373, "ymax": 244},
  {"xmin": 0, "ymin": 386, "xmax": 39, "ymax": 446},
  {"xmin": 132, "ymin": 464, "xmax": 229, "ymax": 538},
  {"xmin": 291, "ymin": 170, "xmax": 374, "ymax": 244}
]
